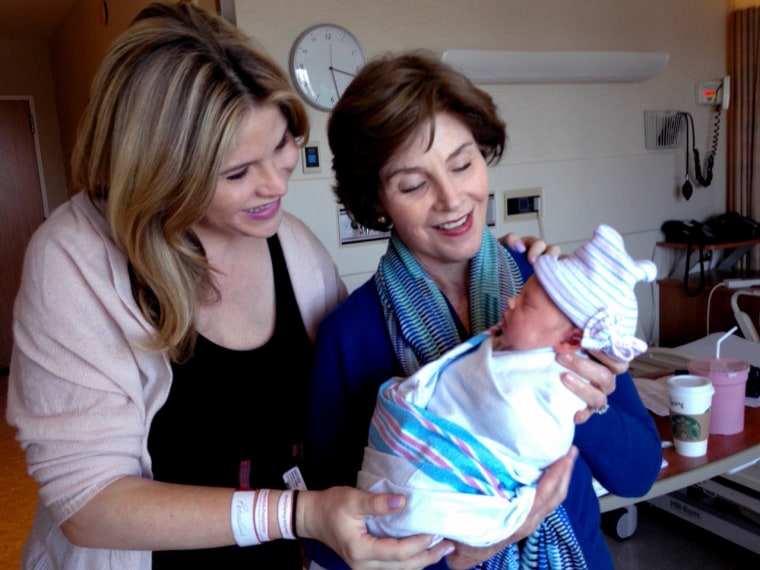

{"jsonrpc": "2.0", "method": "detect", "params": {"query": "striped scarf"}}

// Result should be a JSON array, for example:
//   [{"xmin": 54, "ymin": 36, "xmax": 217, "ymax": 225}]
[
  {"xmin": 375, "ymin": 227, "xmax": 522, "ymax": 376},
  {"xmin": 479, "ymin": 507, "xmax": 588, "ymax": 570}
]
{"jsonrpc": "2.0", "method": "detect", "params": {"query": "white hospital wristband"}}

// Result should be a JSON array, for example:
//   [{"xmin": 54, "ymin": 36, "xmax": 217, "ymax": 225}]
[
  {"xmin": 277, "ymin": 489, "xmax": 296, "ymax": 540},
  {"xmin": 230, "ymin": 490, "xmax": 261, "ymax": 547},
  {"xmin": 254, "ymin": 488, "xmax": 271, "ymax": 543}
]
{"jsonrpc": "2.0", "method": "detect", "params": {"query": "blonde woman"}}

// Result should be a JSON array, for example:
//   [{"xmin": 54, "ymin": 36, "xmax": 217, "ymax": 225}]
[{"xmin": 6, "ymin": 4, "xmax": 454, "ymax": 569}]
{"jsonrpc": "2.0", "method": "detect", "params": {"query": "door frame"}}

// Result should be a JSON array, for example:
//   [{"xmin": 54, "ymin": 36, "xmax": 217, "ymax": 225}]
[{"xmin": 1, "ymin": 96, "xmax": 50, "ymax": 218}]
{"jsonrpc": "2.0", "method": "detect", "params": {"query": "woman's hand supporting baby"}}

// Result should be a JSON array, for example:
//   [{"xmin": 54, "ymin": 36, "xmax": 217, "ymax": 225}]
[
  {"xmin": 442, "ymin": 447, "xmax": 578, "ymax": 570},
  {"xmin": 299, "ymin": 487, "xmax": 455, "ymax": 570}
]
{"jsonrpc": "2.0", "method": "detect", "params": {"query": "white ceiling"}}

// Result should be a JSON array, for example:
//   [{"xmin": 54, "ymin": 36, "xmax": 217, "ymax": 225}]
[{"xmin": 0, "ymin": 0, "xmax": 77, "ymax": 41}]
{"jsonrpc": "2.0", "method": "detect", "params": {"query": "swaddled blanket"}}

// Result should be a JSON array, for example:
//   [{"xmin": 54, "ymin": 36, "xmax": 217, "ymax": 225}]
[{"xmin": 357, "ymin": 331, "xmax": 588, "ymax": 569}]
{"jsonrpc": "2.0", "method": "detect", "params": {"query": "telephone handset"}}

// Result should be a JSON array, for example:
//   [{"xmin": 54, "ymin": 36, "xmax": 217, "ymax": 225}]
[{"xmin": 719, "ymin": 76, "xmax": 731, "ymax": 111}]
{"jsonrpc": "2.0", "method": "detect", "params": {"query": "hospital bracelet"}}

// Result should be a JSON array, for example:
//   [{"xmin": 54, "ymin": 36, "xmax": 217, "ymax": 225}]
[
  {"xmin": 230, "ymin": 490, "xmax": 261, "ymax": 547},
  {"xmin": 277, "ymin": 489, "xmax": 297, "ymax": 540},
  {"xmin": 254, "ymin": 489, "xmax": 271, "ymax": 543},
  {"xmin": 231, "ymin": 489, "xmax": 300, "ymax": 546}
]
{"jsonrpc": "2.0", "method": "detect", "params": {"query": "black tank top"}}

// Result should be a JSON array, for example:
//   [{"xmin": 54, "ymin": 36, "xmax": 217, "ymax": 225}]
[{"xmin": 148, "ymin": 235, "xmax": 312, "ymax": 568}]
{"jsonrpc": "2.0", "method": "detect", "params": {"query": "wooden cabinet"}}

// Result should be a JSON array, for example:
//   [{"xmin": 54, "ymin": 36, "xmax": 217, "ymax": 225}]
[
  {"xmin": 658, "ymin": 278, "xmax": 760, "ymax": 346},
  {"xmin": 656, "ymin": 239, "xmax": 760, "ymax": 347}
]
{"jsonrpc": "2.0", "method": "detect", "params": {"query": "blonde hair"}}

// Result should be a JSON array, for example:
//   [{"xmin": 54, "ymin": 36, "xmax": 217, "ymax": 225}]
[{"xmin": 71, "ymin": 2, "xmax": 309, "ymax": 361}]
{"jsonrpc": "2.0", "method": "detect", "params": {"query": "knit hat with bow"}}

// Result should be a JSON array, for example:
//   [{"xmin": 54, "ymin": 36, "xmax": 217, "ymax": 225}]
[{"xmin": 533, "ymin": 224, "xmax": 657, "ymax": 362}]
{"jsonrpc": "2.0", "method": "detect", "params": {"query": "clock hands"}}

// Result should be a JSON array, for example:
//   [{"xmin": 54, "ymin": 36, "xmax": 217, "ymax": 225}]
[
  {"xmin": 328, "ymin": 66, "xmax": 357, "ymax": 78},
  {"xmin": 328, "ymin": 45, "xmax": 358, "ymax": 100},
  {"xmin": 328, "ymin": 45, "xmax": 342, "ymax": 101}
]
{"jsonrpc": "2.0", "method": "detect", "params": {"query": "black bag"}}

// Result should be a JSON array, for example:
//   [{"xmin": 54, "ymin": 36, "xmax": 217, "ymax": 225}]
[{"xmin": 704, "ymin": 211, "xmax": 760, "ymax": 243}]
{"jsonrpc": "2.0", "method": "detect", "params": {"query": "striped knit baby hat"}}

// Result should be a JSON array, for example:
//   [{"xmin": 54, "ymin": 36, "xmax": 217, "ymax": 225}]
[{"xmin": 533, "ymin": 224, "xmax": 657, "ymax": 362}]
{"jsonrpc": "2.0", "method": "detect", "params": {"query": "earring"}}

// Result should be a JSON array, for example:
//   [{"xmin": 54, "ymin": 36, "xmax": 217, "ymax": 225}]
[{"xmin": 377, "ymin": 215, "xmax": 387, "ymax": 225}]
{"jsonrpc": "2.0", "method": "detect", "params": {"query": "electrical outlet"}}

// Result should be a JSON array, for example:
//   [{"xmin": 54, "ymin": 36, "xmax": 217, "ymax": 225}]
[
  {"xmin": 503, "ymin": 188, "xmax": 542, "ymax": 221},
  {"xmin": 337, "ymin": 208, "xmax": 390, "ymax": 245}
]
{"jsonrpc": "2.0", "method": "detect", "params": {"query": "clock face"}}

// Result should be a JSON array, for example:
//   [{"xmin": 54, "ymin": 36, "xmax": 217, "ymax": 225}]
[{"xmin": 290, "ymin": 24, "xmax": 366, "ymax": 111}]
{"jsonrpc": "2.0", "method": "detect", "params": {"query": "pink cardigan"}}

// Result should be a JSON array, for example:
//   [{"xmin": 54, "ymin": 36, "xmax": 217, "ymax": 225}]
[{"xmin": 6, "ymin": 192, "xmax": 346, "ymax": 569}]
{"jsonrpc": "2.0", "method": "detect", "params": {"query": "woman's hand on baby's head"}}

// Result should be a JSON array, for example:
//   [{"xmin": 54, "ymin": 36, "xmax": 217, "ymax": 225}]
[{"xmin": 499, "ymin": 233, "xmax": 561, "ymax": 264}]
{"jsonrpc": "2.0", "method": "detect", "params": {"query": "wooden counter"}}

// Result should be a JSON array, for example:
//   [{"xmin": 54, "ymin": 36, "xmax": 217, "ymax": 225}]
[{"xmin": 600, "ymin": 402, "xmax": 760, "ymax": 512}]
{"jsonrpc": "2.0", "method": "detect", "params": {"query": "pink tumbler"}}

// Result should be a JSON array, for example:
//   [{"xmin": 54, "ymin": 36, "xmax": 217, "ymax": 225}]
[{"xmin": 688, "ymin": 358, "xmax": 750, "ymax": 435}]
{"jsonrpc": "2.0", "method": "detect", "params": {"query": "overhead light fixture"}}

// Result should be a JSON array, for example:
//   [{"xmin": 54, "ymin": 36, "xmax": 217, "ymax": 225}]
[{"xmin": 441, "ymin": 49, "xmax": 669, "ymax": 84}]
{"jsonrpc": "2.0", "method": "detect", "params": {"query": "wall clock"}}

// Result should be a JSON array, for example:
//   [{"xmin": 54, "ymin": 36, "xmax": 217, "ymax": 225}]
[{"xmin": 289, "ymin": 24, "xmax": 366, "ymax": 111}]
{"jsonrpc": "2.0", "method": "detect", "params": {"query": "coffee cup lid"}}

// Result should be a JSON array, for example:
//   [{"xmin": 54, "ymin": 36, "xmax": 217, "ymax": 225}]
[{"xmin": 667, "ymin": 374, "xmax": 714, "ymax": 395}]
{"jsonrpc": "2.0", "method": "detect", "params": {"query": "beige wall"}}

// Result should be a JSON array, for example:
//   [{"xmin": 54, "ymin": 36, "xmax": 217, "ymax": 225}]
[{"xmin": 235, "ymin": 0, "xmax": 729, "ymax": 344}]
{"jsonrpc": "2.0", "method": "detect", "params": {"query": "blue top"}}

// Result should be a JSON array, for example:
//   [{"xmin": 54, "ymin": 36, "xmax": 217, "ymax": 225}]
[{"xmin": 305, "ymin": 249, "xmax": 662, "ymax": 570}]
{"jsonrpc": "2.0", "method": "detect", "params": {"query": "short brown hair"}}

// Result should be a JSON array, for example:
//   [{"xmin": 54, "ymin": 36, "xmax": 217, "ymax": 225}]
[{"xmin": 327, "ymin": 50, "xmax": 506, "ymax": 231}]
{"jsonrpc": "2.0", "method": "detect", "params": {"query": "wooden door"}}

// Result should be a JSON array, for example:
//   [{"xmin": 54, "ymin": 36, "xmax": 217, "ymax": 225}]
[{"xmin": 0, "ymin": 100, "xmax": 45, "ymax": 369}]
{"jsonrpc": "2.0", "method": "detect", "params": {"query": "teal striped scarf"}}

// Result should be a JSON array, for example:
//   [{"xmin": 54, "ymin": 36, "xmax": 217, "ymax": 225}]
[
  {"xmin": 375, "ymin": 227, "xmax": 523, "ymax": 376},
  {"xmin": 479, "ymin": 507, "xmax": 589, "ymax": 570}
]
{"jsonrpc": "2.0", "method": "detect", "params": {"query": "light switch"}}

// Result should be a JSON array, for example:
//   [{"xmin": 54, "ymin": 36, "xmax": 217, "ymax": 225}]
[{"xmin": 302, "ymin": 142, "xmax": 322, "ymax": 174}]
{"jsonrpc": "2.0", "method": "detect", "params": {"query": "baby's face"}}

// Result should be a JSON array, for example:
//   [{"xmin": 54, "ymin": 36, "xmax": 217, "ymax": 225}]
[{"xmin": 497, "ymin": 276, "xmax": 575, "ymax": 351}]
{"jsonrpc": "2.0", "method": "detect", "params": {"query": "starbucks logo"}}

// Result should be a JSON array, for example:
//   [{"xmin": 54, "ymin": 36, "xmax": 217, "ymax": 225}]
[{"xmin": 671, "ymin": 414, "xmax": 703, "ymax": 441}]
